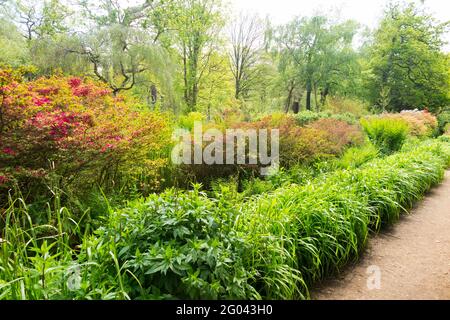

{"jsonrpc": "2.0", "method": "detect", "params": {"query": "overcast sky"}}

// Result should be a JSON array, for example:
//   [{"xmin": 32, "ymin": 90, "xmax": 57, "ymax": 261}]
[
  {"xmin": 228, "ymin": 0, "xmax": 449, "ymax": 26},
  {"xmin": 228, "ymin": 0, "xmax": 450, "ymax": 48}
]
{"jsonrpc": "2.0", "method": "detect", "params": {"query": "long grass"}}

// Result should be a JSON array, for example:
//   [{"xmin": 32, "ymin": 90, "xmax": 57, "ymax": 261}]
[{"xmin": 237, "ymin": 139, "xmax": 449, "ymax": 298}]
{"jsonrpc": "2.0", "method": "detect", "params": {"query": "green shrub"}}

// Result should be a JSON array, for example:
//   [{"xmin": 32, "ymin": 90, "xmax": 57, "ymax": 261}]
[
  {"xmin": 294, "ymin": 111, "xmax": 358, "ymax": 126},
  {"xmin": 437, "ymin": 107, "xmax": 450, "ymax": 134},
  {"xmin": 240, "ymin": 139, "xmax": 449, "ymax": 295},
  {"xmin": 360, "ymin": 117, "xmax": 409, "ymax": 155},
  {"xmin": 2, "ymin": 139, "xmax": 449, "ymax": 300},
  {"xmin": 77, "ymin": 187, "xmax": 259, "ymax": 300},
  {"xmin": 178, "ymin": 112, "xmax": 206, "ymax": 131},
  {"xmin": 338, "ymin": 143, "xmax": 379, "ymax": 169}
]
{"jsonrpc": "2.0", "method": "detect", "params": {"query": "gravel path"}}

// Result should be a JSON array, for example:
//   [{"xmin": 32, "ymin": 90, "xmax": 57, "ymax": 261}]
[{"xmin": 312, "ymin": 171, "xmax": 450, "ymax": 300}]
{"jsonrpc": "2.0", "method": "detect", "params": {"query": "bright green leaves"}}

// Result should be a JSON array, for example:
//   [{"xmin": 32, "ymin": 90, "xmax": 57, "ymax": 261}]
[
  {"xmin": 368, "ymin": 2, "xmax": 450, "ymax": 112},
  {"xmin": 361, "ymin": 117, "xmax": 409, "ymax": 155}
]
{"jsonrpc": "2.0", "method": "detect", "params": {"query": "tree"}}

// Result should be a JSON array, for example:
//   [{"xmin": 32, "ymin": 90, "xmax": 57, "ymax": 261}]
[
  {"xmin": 314, "ymin": 20, "xmax": 360, "ymax": 108},
  {"xmin": 65, "ymin": 0, "xmax": 171, "ymax": 96},
  {"xmin": 368, "ymin": 2, "xmax": 450, "ymax": 112},
  {"xmin": 7, "ymin": 0, "xmax": 71, "ymax": 41},
  {"xmin": 0, "ymin": 17, "xmax": 29, "ymax": 66},
  {"xmin": 273, "ymin": 15, "xmax": 360, "ymax": 112},
  {"xmin": 228, "ymin": 14, "xmax": 264, "ymax": 100},
  {"xmin": 167, "ymin": 0, "xmax": 224, "ymax": 112}
]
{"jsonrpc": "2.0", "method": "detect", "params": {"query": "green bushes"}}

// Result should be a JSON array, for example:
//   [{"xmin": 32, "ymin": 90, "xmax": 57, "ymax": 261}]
[
  {"xmin": 76, "ymin": 187, "xmax": 259, "ymax": 300},
  {"xmin": 437, "ymin": 107, "xmax": 450, "ymax": 134},
  {"xmin": 239, "ymin": 139, "xmax": 449, "ymax": 297},
  {"xmin": 175, "ymin": 113, "xmax": 363, "ymax": 188},
  {"xmin": 294, "ymin": 110, "xmax": 358, "ymax": 126},
  {"xmin": 338, "ymin": 143, "xmax": 379, "ymax": 169},
  {"xmin": 361, "ymin": 117, "xmax": 409, "ymax": 155},
  {"xmin": 1, "ymin": 139, "xmax": 449, "ymax": 300}
]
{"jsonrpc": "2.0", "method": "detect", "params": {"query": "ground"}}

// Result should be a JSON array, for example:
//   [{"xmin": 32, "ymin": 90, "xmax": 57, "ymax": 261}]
[{"xmin": 312, "ymin": 171, "xmax": 450, "ymax": 300}]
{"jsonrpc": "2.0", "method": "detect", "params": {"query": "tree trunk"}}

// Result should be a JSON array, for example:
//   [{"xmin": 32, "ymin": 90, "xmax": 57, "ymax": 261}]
[
  {"xmin": 150, "ymin": 84, "xmax": 157, "ymax": 105},
  {"xmin": 306, "ymin": 79, "xmax": 312, "ymax": 111},
  {"xmin": 320, "ymin": 86, "xmax": 329, "ymax": 106},
  {"xmin": 306, "ymin": 90, "xmax": 312, "ymax": 111},
  {"xmin": 314, "ymin": 84, "xmax": 319, "ymax": 112},
  {"xmin": 235, "ymin": 78, "xmax": 240, "ymax": 99},
  {"xmin": 292, "ymin": 101, "xmax": 300, "ymax": 114},
  {"xmin": 285, "ymin": 85, "xmax": 295, "ymax": 113},
  {"xmin": 183, "ymin": 47, "xmax": 188, "ymax": 105}
]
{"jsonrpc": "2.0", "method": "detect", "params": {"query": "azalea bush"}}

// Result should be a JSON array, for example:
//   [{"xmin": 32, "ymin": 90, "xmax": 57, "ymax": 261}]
[{"xmin": 0, "ymin": 66, "xmax": 171, "ymax": 203}]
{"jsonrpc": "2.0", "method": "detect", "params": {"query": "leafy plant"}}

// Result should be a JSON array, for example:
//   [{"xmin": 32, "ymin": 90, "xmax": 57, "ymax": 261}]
[{"xmin": 360, "ymin": 117, "xmax": 409, "ymax": 155}]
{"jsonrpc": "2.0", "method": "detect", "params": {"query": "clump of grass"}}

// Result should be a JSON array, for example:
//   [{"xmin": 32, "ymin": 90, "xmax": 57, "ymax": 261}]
[
  {"xmin": 361, "ymin": 117, "xmax": 409, "ymax": 155},
  {"xmin": 338, "ymin": 143, "xmax": 379, "ymax": 169}
]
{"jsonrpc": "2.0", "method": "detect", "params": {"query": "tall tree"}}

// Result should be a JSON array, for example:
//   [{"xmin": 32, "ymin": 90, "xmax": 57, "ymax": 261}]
[
  {"xmin": 66, "ymin": 0, "xmax": 170, "ymax": 96},
  {"xmin": 168, "ymin": 0, "xmax": 224, "ymax": 112},
  {"xmin": 7, "ymin": 0, "xmax": 71, "ymax": 41},
  {"xmin": 228, "ymin": 14, "xmax": 264, "ymax": 100},
  {"xmin": 273, "ymin": 15, "xmax": 359, "ymax": 112},
  {"xmin": 368, "ymin": 2, "xmax": 450, "ymax": 112}
]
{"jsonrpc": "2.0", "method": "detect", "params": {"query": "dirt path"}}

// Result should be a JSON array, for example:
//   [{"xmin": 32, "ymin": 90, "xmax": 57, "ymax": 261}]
[{"xmin": 312, "ymin": 171, "xmax": 450, "ymax": 300}]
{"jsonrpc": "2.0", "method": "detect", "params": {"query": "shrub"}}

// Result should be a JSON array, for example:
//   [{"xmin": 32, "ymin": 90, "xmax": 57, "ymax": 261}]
[
  {"xmin": 437, "ymin": 107, "xmax": 450, "ymax": 134},
  {"xmin": 178, "ymin": 112, "xmax": 206, "ymax": 131},
  {"xmin": 338, "ymin": 143, "xmax": 379, "ymax": 169},
  {"xmin": 444, "ymin": 123, "xmax": 450, "ymax": 136},
  {"xmin": 325, "ymin": 96, "xmax": 369, "ymax": 117},
  {"xmin": 381, "ymin": 110, "xmax": 438, "ymax": 137},
  {"xmin": 0, "ymin": 67, "xmax": 172, "ymax": 203},
  {"xmin": 360, "ymin": 117, "xmax": 409, "ymax": 155},
  {"xmin": 294, "ymin": 111, "xmax": 358, "ymax": 126},
  {"xmin": 308, "ymin": 118, "xmax": 364, "ymax": 152},
  {"xmin": 241, "ymin": 115, "xmax": 363, "ymax": 169},
  {"xmin": 76, "ymin": 187, "xmax": 259, "ymax": 300}
]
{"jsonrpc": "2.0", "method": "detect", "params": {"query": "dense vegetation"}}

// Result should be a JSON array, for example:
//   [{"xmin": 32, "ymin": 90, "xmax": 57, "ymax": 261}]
[{"xmin": 1, "ymin": 0, "xmax": 450, "ymax": 300}]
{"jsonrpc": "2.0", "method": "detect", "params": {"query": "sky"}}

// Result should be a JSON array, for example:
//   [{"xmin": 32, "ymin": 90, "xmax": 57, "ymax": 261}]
[
  {"xmin": 228, "ymin": 0, "xmax": 449, "ymax": 27},
  {"xmin": 228, "ymin": 0, "xmax": 450, "ymax": 49}
]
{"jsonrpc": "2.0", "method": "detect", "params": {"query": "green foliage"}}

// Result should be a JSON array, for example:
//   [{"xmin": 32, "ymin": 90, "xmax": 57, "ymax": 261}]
[
  {"xmin": 361, "ymin": 117, "xmax": 409, "ymax": 155},
  {"xmin": 1, "ymin": 0, "xmax": 450, "ymax": 302},
  {"xmin": 77, "ymin": 187, "xmax": 259, "ymax": 300},
  {"xmin": 271, "ymin": 15, "xmax": 361, "ymax": 112},
  {"xmin": 178, "ymin": 112, "xmax": 206, "ymax": 130},
  {"xmin": 383, "ymin": 110, "xmax": 438, "ymax": 138},
  {"xmin": 1, "ymin": 139, "xmax": 449, "ymax": 300},
  {"xmin": 0, "ymin": 18, "xmax": 29, "ymax": 66},
  {"xmin": 338, "ymin": 143, "xmax": 379, "ymax": 169},
  {"xmin": 294, "ymin": 110, "xmax": 358, "ymax": 126},
  {"xmin": 367, "ymin": 2, "xmax": 450, "ymax": 112},
  {"xmin": 437, "ymin": 107, "xmax": 450, "ymax": 134}
]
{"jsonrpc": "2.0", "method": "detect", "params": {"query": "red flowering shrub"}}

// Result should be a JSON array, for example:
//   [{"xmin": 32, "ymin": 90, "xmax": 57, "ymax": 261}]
[{"xmin": 0, "ymin": 66, "xmax": 171, "ymax": 201}]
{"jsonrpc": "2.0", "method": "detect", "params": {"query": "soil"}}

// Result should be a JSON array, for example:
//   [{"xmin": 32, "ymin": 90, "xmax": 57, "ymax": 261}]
[{"xmin": 312, "ymin": 171, "xmax": 450, "ymax": 300}]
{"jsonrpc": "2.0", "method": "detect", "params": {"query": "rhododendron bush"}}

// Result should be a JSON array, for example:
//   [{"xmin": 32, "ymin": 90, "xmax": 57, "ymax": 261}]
[{"xmin": 0, "ymin": 66, "xmax": 171, "ymax": 200}]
